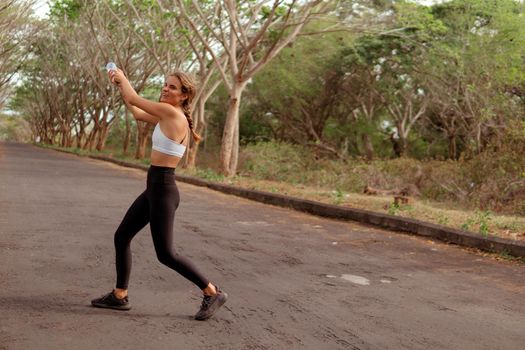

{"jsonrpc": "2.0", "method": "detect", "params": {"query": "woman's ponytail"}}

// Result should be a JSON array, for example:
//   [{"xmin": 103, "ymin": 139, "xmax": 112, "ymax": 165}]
[
  {"xmin": 182, "ymin": 101, "xmax": 202, "ymax": 143},
  {"xmin": 170, "ymin": 71, "xmax": 201, "ymax": 143}
]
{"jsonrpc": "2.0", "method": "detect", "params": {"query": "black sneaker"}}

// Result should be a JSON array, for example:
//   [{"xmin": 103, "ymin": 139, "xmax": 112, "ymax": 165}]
[
  {"xmin": 194, "ymin": 287, "xmax": 228, "ymax": 321},
  {"xmin": 91, "ymin": 291, "xmax": 131, "ymax": 311}
]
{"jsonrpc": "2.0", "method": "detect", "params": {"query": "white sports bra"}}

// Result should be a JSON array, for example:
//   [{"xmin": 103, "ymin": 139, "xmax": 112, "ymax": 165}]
[{"xmin": 152, "ymin": 123, "xmax": 187, "ymax": 158}]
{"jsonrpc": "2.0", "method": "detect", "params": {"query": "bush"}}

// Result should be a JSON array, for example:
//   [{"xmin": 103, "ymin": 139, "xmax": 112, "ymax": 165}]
[
  {"xmin": 0, "ymin": 115, "xmax": 31, "ymax": 142},
  {"xmin": 237, "ymin": 140, "xmax": 525, "ymax": 215},
  {"xmin": 239, "ymin": 141, "xmax": 310, "ymax": 182}
]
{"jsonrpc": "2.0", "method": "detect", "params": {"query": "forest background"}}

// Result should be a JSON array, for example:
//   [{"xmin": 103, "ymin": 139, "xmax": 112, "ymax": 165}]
[{"xmin": 1, "ymin": 0, "xmax": 525, "ymax": 242}]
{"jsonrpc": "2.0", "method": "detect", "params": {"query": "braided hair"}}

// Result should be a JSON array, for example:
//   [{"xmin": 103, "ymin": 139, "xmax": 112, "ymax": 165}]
[{"xmin": 169, "ymin": 71, "xmax": 202, "ymax": 143}]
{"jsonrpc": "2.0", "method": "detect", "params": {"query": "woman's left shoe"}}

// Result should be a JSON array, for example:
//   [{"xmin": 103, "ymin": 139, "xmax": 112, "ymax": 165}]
[
  {"xmin": 194, "ymin": 287, "xmax": 228, "ymax": 321},
  {"xmin": 91, "ymin": 291, "xmax": 131, "ymax": 311}
]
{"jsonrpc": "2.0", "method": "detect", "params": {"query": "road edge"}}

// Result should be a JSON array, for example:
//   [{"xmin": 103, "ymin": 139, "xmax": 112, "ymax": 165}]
[{"xmin": 45, "ymin": 146, "xmax": 525, "ymax": 258}]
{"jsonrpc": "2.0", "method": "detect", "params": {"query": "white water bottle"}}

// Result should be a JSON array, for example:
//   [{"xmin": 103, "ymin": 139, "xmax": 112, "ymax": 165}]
[{"xmin": 106, "ymin": 62, "xmax": 117, "ymax": 72}]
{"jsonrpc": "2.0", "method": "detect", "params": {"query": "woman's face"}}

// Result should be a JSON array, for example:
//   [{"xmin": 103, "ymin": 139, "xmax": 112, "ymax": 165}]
[{"xmin": 159, "ymin": 75, "xmax": 187, "ymax": 106}]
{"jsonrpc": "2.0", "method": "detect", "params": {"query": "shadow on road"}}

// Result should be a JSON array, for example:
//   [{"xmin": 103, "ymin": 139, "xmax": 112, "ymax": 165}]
[{"xmin": 0, "ymin": 295, "xmax": 195, "ymax": 320}]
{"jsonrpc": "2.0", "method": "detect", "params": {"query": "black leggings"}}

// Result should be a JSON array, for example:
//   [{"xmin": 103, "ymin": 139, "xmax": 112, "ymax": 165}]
[{"xmin": 113, "ymin": 165, "xmax": 209, "ymax": 290}]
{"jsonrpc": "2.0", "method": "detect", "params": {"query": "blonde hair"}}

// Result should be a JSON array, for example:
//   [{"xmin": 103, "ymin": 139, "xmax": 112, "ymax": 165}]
[{"xmin": 169, "ymin": 71, "xmax": 202, "ymax": 143}]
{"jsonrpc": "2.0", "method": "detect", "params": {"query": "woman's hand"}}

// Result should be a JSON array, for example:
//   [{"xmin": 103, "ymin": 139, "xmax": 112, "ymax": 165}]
[
  {"xmin": 109, "ymin": 68, "xmax": 139, "ymax": 106},
  {"xmin": 108, "ymin": 68, "xmax": 126, "ymax": 86}
]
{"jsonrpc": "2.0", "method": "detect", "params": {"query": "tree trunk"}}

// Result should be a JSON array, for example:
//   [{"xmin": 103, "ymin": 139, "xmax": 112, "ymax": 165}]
[
  {"xmin": 397, "ymin": 122, "xmax": 409, "ymax": 157},
  {"xmin": 96, "ymin": 124, "xmax": 109, "ymax": 151},
  {"xmin": 475, "ymin": 123, "xmax": 482, "ymax": 154},
  {"xmin": 447, "ymin": 132, "xmax": 457, "ymax": 160},
  {"xmin": 86, "ymin": 109, "xmax": 101, "ymax": 151},
  {"xmin": 230, "ymin": 120, "xmax": 239, "ymax": 172},
  {"xmin": 75, "ymin": 130, "xmax": 83, "ymax": 148},
  {"xmin": 96, "ymin": 107, "xmax": 114, "ymax": 152},
  {"xmin": 220, "ymin": 82, "xmax": 246, "ymax": 177},
  {"xmin": 185, "ymin": 141, "xmax": 198, "ymax": 169},
  {"xmin": 85, "ymin": 128, "xmax": 97, "ymax": 151},
  {"xmin": 123, "ymin": 107, "xmax": 131, "ymax": 155},
  {"xmin": 65, "ymin": 132, "xmax": 73, "ymax": 148},
  {"xmin": 135, "ymin": 122, "xmax": 151, "ymax": 159},
  {"xmin": 60, "ymin": 123, "xmax": 68, "ymax": 147},
  {"xmin": 361, "ymin": 133, "xmax": 374, "ymax": 161}
]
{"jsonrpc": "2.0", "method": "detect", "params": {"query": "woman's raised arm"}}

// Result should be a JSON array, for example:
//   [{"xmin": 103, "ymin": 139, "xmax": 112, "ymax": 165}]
[
  {"xmin": 110, "ymin": 69, "xmax": 176, "ymax": 121},
  {"xmin": 124, "ymin": 100, "xmax": 160, "ymax": 124}
]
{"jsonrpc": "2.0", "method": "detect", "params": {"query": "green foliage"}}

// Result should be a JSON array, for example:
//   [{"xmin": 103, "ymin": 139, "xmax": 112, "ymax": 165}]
[
  {"xmin": 260, "ymin": 4, "xmax": 288, "ymax": 21},
  {"xmin": 478, "ymin": 211, "xmax": 491, "ymax": 236},
  {"xmin": 239, "ymin": 103, "xmax": 275, "ymax": 145},
  {"xmin": 460, "ymin": 217, "xmax": 474, "ymax": 232},
  {"xmin": 461, "ymin": 210, "xmax": 492, "ymax": 236},
  {"xmin": 240, "ymin": 141, "xmax": 308, "ymax": 181},
  {"xmin": 387, "ymin": 202, "xmax": 414, "ymax": 216},
  {"xmin": 194, "ymin": 168, "xmax": 225, "ymax": 182},
  {"xmin": 437, "ymin": 214, "xmax": 449, "ymax": 225},
  {"xmin": 332, "ymin": 189, "xmax": 345, "ymax": 205},
  {"xmin": 0, "ymin": 115, "xmax": 31, "ymax": 142},
  {"xmin": 243, "ymin": 18, "xmax": 358, "ymax": 156},
  {"xmin": 388, "ymin": 202, "xmax": 400, "ymax": 215},
  {"xmin": 394, "ymin": 1, "xmax": 448, "ymax": 39},
  {"xmin": 496, "ymin": 250, "xmax": 525, "ymax": 264},
  {"xmin": 237, "ymin": 139, "xmax": 525, "ymax": 216},
  {"xmin": 49, "ymin": 0, "xmax": 84, "ymax": 21}
]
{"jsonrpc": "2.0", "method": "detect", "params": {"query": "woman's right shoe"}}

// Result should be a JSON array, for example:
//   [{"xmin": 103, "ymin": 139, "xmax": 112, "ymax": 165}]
[
  {"xmin": 194, "ymin": 287, "xmax": 228, "ymax": 321},
  {"xmin": 91, "ymin": 291, "xmax": 131, "ymax": 311}
]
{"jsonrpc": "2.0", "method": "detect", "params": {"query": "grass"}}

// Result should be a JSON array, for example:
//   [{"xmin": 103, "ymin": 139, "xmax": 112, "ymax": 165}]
[
  {"xmin": 496, "ymin": 251, "xmax": 525, "ymax": 263},
  {"xmin": 179, "ymin": 167, "xmax": 525, "ymax": 242},
  {"xmin": 40, "ymin": 143, "xmax": 525, "ymax": 243}
]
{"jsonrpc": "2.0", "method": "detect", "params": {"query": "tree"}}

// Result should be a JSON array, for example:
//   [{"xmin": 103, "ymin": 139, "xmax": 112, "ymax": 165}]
[
  {"xmin": 0, "ymin": 0, "xmax": 36, "ymax": 108},
  {"xmin": 81, "ymin": 0, "xmax": 160, "ymax": 156},
  {"xmin": 424, "ymin": 0, "xmax": 525, "ymax": 158},
  {"xmin": 14, "ymin": 0, "xmax": 164, "ymax": 154},
  {"xmin": 176, "ymin": 0, "xmax": 333, "ymax": 176},
  {"xmin": 338, "ymin": 40, "xmax": 387, "ymax": 160},
  {"xmin": 107, "ymin": 0, "xmax": 225, "ymax": 168},
  {"xmin": 245, "ymin": 21, "xmax": 356, "ymax": 159}
]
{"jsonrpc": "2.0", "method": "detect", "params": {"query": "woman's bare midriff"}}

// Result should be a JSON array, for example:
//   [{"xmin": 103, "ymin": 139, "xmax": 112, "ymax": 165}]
[{"xmin": 150, "ymin": 149, "xmax": 182, "ymax": 168}]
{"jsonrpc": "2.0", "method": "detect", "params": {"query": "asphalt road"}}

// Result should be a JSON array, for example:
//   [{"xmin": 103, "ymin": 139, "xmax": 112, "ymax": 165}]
[{"xmin": 1, "ymin": 142, "xmax": 524, "ymax": 350}]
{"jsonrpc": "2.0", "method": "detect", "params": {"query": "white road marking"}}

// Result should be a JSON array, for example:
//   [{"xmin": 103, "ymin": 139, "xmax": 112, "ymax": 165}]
[
  {"xmin": 340, "ymin": 274, "xmax": 370, "ymax": 285},
  {"xmin": 235, "ymin": 221, "xmax": 272, "ymax": 226}
]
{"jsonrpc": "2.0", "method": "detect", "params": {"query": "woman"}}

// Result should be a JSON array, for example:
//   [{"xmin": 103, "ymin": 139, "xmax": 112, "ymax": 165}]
[{"xmin": 91, "ymin": 68, "xmax": 227, "ymax": 321}]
